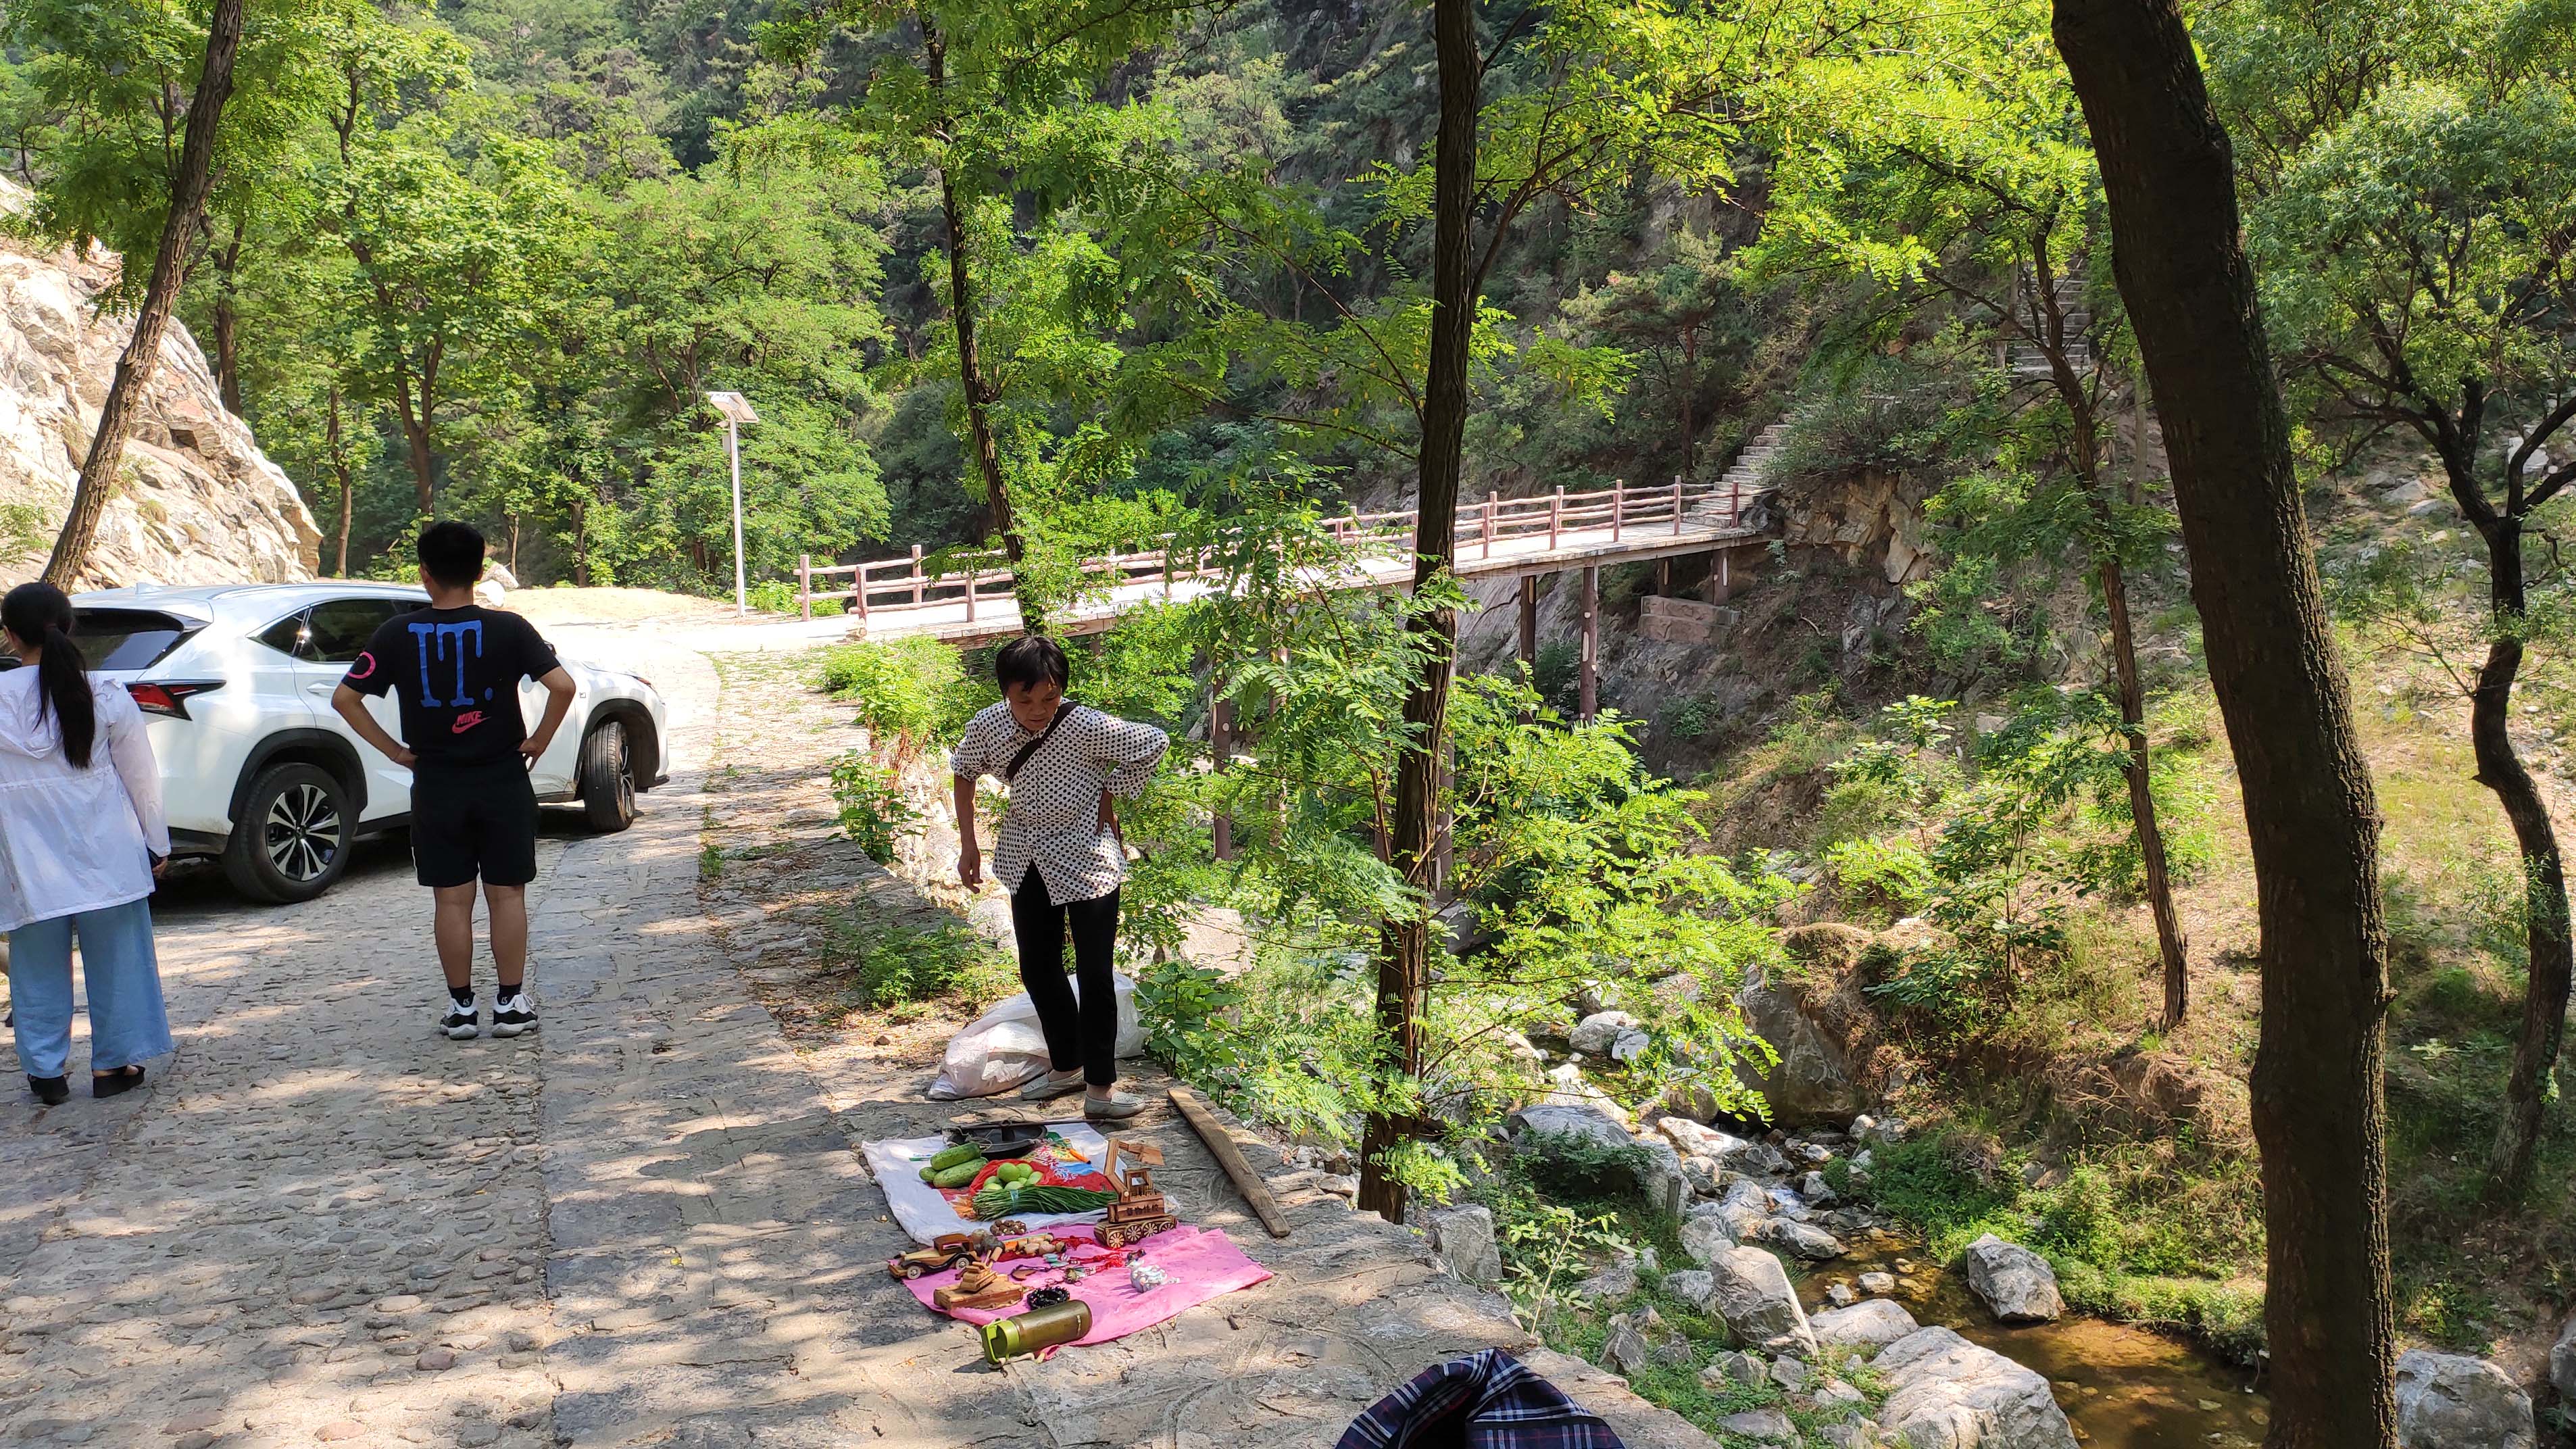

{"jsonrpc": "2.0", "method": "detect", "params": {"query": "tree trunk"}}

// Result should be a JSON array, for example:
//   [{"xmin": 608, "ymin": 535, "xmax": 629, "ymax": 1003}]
[
  {"xmin": 212, "ymin": 218, "xmax": 244, "ymax": 416},
  {"xmin": 1356, "ymin": 0, "xmax": 1475, "ymax": 1224},
  {"xmin": 2100, "ymin": 552, "xmax": 2190, "ymax": 1027},
  {"xmin": 2054, "ymin": 3, "xmax": 2398, "ymax": 1447},
  {"xmin": 922, "ymin": 11, "xmax": 1041, "ymax": 637},
  {"xmin": 326, "ymin": 386, "xmax": 353, "ymax": 576},
  {"xmin": 2462, "ymin": 515, "xmax": 2572, "ymax": 1200},
  {"xmin": 2037, "ymin": 265, "xmax": 2191, "ymax": 1028},
  {"xmin": 41, "ymin": 0, "xmax": 247, "ymax": 588}
]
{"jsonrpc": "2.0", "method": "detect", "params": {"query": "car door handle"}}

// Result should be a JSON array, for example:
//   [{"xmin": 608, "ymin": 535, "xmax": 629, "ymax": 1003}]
[{"xmin": 305, "ymin": 682, "xmax": 340, "ymax": 695}]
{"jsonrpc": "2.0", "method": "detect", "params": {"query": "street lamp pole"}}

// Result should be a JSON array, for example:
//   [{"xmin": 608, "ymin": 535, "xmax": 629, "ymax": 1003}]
[{"xmin": 705, "ymin": 391, "xmax": 759, "ymax": 615}]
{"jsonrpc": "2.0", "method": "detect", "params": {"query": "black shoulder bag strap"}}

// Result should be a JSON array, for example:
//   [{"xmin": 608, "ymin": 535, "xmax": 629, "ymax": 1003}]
[{"xmin": 1001, "ymin": 702, "xmax": 1078, "ymax": 783}]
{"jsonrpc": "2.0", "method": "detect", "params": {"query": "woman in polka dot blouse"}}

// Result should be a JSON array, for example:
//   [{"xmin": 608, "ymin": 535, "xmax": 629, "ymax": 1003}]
[{"xmin": 951, "ymin": 635, "xmax": 1169, "ymax": 1119}]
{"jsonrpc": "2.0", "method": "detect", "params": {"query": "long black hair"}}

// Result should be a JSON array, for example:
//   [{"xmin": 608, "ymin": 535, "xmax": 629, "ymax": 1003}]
[{"xmin": 3, "ymin": 582, "xmax": 95, "ymax": 768}]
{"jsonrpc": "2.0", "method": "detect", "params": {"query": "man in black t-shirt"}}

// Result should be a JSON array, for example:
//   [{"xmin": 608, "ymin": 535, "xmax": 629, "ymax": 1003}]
[{"xmin": 333, "ymin": 522, "xmax": 576, "ymax": 1042}]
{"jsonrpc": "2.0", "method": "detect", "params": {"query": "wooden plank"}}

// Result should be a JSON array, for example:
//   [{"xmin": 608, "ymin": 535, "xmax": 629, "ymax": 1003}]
[{"xmin": 1168, "ymin": 1085, "xmax": 1291, "ymax": 1238}]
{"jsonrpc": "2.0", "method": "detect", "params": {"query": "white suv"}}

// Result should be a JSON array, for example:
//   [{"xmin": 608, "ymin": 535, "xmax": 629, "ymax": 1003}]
[{"xmin": 45, "ymin": 582, "xmax": 670, "ymax": 902}]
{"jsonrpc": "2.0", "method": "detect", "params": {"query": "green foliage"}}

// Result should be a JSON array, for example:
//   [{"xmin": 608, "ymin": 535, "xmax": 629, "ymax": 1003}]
[
  {"xmin": 820, "ymin": 908, "xmax": 1012, "ymax": 1010},
  {"xmin": 818, "ymin": 638, "xmax": 975, "ymax": 749},
  {"xmin": 827, "ymin": 754, "xmax": 920, "ymax": 864}
]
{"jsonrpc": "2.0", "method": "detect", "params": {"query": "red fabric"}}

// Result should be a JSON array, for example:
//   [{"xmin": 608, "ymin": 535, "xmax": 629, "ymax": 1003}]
[
  {"xmin": 937, "ymin": 1141, "xmax": 1117, "ymax": 1215},
  {"xmin": 904, "ymin": 1223, "xmax": 1270, "ymax": 1349}
]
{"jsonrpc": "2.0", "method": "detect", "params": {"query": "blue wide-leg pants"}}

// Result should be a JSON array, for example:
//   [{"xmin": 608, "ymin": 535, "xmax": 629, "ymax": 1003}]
[{"xmin": 7, "ymin": 898, "xmax": 172, "ymax": 1079}]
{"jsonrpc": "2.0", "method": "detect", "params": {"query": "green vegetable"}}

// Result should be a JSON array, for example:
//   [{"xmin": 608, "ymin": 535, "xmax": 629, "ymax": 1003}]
[
  {"xmin": 931, "ymin": 1157, "xmax": 988, "ymax": 1189},
  {"xmin": 971, "ymin": 1182, "xmax": 1017, "ymax": 1219},
  {"xmin": 930, "ymin": 1142, "xmax": 984, "ymax": 1172},
  {"xmin": 918, "ymin": 1165, "xmax": 939, "ymax": 1183},
  {"xmin": 995, "ymin": 1162, "xmax": 1039, "ymax": 1183},
  {"xmin": 1002, "ymin": 1185, "xmax": 1118, "ymax": 1214}
]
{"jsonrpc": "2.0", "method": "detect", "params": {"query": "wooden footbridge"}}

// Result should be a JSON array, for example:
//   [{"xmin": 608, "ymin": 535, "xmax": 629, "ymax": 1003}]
[{"xmin": 794, "ymin": 467, "xmax": 1783, "ymax": 716}]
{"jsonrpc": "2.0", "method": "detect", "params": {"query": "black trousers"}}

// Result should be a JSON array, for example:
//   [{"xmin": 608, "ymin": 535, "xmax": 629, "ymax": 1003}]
[{"xmin": 1010, "ymin": 866, "xmax": 1121, "ymax": 1085}]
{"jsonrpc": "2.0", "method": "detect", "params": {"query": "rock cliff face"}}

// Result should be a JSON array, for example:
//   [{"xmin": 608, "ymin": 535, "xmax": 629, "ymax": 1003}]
[{"xmin": 0, "ymin": 182, "xmax": 319, "ymax": 589}]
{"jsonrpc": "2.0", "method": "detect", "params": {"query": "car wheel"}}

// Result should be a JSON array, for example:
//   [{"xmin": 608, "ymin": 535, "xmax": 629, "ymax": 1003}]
[
  {"xmin": 221, "ymin": 762, "xmax": 353, "ymax": 903},
  {"xmin": 578, "ymin": 720, "xmax": 637, "ymax": 833}
]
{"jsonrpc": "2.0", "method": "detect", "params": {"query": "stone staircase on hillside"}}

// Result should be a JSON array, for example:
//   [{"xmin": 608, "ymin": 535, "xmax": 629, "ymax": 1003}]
[
  {"xmin": 2004, "ymin": 275, "xmax": 2094, "ymax": 380},
  {"xmin": 1687, "ymin": 419, "xmax": 1792, "ymax": 529}
]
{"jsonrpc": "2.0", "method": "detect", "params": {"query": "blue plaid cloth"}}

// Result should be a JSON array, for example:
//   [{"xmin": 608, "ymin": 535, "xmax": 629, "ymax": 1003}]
[{"xmin": 1335, "ymin": 1348, "xmax": 1627, "ymax": 1449}]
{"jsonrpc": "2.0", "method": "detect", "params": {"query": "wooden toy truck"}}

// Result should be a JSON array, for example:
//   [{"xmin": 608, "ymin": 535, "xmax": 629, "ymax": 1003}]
[{"xmin": 1093, "ymin": 1139, "xmax": 1176, "ymax": 1248}]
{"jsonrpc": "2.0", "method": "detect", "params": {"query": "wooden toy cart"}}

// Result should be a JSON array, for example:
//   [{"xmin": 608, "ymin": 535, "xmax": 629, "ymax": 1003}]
[{"xmin": 1093, "ymin": 1139, "xmax": 1176, "ymax": 1248}]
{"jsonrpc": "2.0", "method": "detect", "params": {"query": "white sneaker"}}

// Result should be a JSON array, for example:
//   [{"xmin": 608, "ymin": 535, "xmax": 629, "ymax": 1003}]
[
  {"xmin": 491, "ymin": 993, "xmax": 538, "ymax": 1039},
  {"xmin": 1083, "ymin": 1089, "xmax": 1145, "ymax": 1121},
  {"xmin": 1018, "ymin": 1068, "xmax": 1084, "ymax": 1101},
  {"xmin": 439, "ymin": 998, "xmax": 481, "ymax": 1040}
]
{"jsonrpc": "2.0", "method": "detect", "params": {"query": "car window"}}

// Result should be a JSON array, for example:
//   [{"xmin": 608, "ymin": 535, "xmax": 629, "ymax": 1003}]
[
  {"xmin": 68, "ymin": 609, "xmax": 197, "ymax": 671},
  {"xmin": 305, "ymin": 599, "xmax": 406, "ymax": 663},
  {"xmin": 254, "ymin": 611, "xmax": 312, "ymax": 660}
]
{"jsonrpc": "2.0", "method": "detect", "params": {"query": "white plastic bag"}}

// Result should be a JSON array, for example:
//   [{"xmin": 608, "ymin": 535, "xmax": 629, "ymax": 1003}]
[{"xmin": 925, "ymin": 970, "xmax": 1146, "ymax": 1099}]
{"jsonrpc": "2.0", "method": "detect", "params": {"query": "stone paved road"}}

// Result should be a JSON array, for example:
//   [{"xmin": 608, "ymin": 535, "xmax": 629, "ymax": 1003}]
[{"xmin": 0, "ymin": 627, "xmax": 1713, "ymax": 1449}]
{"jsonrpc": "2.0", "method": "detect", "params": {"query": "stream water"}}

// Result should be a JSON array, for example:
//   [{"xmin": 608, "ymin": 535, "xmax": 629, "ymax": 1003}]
[{"xmin": 1796, "ymin": 1242, "xmax": 2271, "ymax": 1448}]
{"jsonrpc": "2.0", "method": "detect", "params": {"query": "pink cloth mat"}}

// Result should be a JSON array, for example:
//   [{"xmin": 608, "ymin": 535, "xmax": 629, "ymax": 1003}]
[{"xmin": 903, "ymin": 1223, "xmax": 1271, "ymax": 1348}]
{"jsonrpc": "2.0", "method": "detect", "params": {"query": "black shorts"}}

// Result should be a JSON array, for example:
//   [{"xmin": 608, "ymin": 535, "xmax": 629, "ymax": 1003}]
[{"xmin": 410, "ymin": 760, "xmax": 539, "ymax": 889}]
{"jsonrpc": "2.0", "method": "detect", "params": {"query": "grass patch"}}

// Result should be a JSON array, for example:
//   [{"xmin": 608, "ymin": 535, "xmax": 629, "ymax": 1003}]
[
  {"xmin": 818, "ymin": 904, "xmax": 1014, "ymax": 1014},
  {"xmin": 816, "ymin": 637, "xmax": 986, "ymax": 749}
]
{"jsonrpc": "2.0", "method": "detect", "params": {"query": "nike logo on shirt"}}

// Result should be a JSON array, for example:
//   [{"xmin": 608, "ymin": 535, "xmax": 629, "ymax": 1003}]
[{"xmin": 451, "ymin": 710, "xmax": 487, "ymax": 735}]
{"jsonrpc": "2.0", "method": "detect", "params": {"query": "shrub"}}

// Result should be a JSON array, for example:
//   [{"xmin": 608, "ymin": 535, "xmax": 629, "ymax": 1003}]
[
  {"xmin": 821, "ymin": 909, "xmax": 1012, "ymax": 1009},
  {"xmin": 829, "ymin": 753, "xmax": 921, "ymax": 864},
  {"xmin": 1825, "ymin": 835, "xmax": 1933, "ymax": 916},
  {"xmin": 818, "ymin": 637, "xmax": 968, "ymax": 747}
]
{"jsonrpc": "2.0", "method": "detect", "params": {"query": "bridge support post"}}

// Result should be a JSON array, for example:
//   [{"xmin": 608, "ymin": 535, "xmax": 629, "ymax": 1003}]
[
  {"xmin": 1579, "ymin": 564, "xmax": 1600, "ymax": 722},
  {"xmin": 1517, "ymin": 575, "xmax": 1539, "ymax": 672},
  {"xmin": 1212, "ymin": 695, "xmax": 1233, "ymax": 861}
]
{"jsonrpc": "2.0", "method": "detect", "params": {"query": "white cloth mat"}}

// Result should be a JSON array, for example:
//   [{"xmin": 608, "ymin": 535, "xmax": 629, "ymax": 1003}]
[{"xmin": 863, "ymin": 1122, "xmax": 1116, "ymax": 1246}]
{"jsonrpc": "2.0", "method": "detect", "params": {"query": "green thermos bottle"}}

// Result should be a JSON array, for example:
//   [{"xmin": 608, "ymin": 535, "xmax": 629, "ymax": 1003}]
[{"xmin": 980, "ymin": 1300, "xmax": 1092, "ymax": 1363}]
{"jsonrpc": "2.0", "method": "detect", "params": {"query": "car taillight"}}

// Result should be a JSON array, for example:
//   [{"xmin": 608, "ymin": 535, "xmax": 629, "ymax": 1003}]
[{"xmin": 130, "ymin": 680, "xmax": 222, "ymax": 719}]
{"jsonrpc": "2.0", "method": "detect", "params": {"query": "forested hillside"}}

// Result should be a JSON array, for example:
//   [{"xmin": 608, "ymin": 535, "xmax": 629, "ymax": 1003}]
[{"xmin": 0, "ymin": 0, "xmax": 1789, "ymax": 591}]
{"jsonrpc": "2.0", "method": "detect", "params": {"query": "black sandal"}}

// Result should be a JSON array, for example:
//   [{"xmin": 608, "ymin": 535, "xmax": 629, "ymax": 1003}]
[
  {"xmin": 26, "ymin": 1074, "xmax": 67, "ymax": 1106},
  {"xmin": 91, "ymin": 1065, "xmax": 143, "ymax": 1098}
]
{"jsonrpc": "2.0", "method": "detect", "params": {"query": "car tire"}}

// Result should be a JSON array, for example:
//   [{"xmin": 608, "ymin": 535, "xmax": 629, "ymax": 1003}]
[
  {"xmin": 577, "ymin": 720, "xmax": 637, "ymax": 833},
  {"xmin": 221, "ymin": 762, "xmax": 353, "ymax": 903}
]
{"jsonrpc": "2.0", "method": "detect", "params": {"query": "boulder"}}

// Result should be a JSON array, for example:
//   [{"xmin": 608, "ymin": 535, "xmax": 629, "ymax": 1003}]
[
  {"xmin": 1962, "ymin": 1234, "xmax": 2065, "ymax": 1323},
  {"xmin": 1858, "ymin": 1271, "xmax": 1897, "ymax": 1296},
  {"xmin": 1570, "ymin": 1010, "xmax": 1640, "ymax": 1056},
  {"xmin": 1768, "ymin": 1354, "xmax": 1812, "ymax": 1392},
  {"xmin": 1730, "ymin": 964, "xmax": 1866, "ymax": 1126},
  {"xmin": 1574, "ymin": 1256, "xmax": 1640, "ymax": 1303},
  {"xmin": 1610, "ymin": 1029, "xmax": 1652, "ymax": 1062},
  {"xmin": 1508, "ymin": 1102, "xmax": 1687, "ymax": 1217},
  {"xmin": 1657, "ymin": 1116, "xmax": 1780, "ymax": 1175},
  {"xmin": 1662, "ymin": 1269, "xmax": 1715, "ymax": 1315},
  {"xmin": 1714, "ymin": 1179, "xmax": 1775, "ymax": 1239},
  {"xmin": 1801, "ymin": 1171, "xmax": 1839, "ymax": 1206},
  {"xmin": 0, "ymin": 180, "xmax": 321, "ymax": 591},
  {"xmin": 2554, "ymin": 1317, "xmax": 2576, "ymax": 1404},
  {"xmin": 2394, "ymin": 1350, "xmax": 2535, "ymax": 1449},
  {"xmin": 1416, "ymin": 1204, "xmax": 1501, "ymax": 1287},
  {"xmin": 1679, "ymin": 1210, "xmax": 1738, "ymax": 1267},
  {"xmin": 1703, "ymin": 1246, "xmax": 1816, "ymax": 1357},
  {"xmin": 1715, "ymin": 1408, "xmax": 1796, "ymax": 1444},
  {"xmin": 1811, "ymin": 1298, "xmax": 1920, "ymax": 1352},
  {"xmin": 1701, "ymin": 1350, "xmax": 1767, "ymax": 1390},
  {"xmin": 1874, "ymin": 1327, "xmax": 2079, "ymax": 1449},
  {"xmin": 1598, "ymin": 1311, "xmax": 1656, "ymax": 1377},
  {"xmin": 1757, "ymin": 1218, "xmax": 1848, "ymax": 1261}
]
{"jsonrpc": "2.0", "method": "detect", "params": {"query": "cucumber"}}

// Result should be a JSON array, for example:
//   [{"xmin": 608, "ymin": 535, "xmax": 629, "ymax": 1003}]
[
  {"xmin": 931, "ymin": 1157, "xmax": 988, "ymax": 1189},
  {"xmin": 929, "ymin": 1142, "xmax": 984, "ymax": 1171},
  {"xmin": 919, "ymin": 1166, "xmax": 939, "ymax": 1183}
]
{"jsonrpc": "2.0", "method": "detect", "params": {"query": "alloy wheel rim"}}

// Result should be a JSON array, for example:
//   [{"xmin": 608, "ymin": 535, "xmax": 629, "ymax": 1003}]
[{"xmin": 264, "ymin": 783, "xmax": 341, "ymax": 882}]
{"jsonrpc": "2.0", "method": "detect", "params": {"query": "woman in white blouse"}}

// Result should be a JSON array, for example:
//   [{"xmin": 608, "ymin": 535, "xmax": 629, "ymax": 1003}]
[
  {"xmin": 951, "ymin": 635, "xmax": 1168, "ymax": 1121},
  {"xmin": 0, "ymin": 583, "xmax": 172, "ymax": 1106}
]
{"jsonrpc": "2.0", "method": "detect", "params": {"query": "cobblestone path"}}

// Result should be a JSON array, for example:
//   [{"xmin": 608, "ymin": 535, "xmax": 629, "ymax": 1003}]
[{"xmin": 0, "ymin": 629, "xmax": 1712, "ymax": 1449}]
